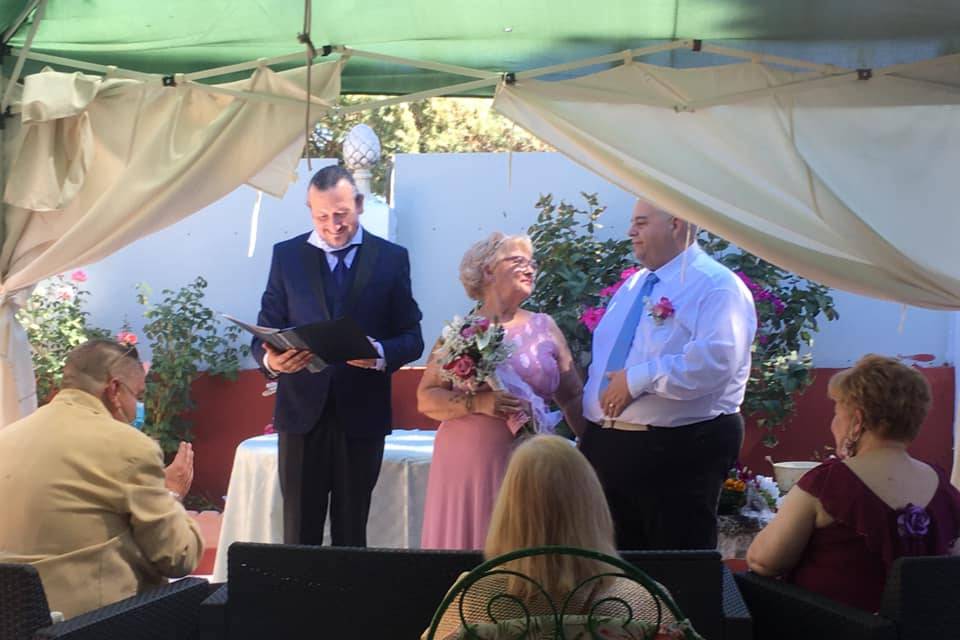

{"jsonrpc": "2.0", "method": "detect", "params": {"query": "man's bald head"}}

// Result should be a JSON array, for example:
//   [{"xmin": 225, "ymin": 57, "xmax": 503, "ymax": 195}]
[
  {"xmin": 62, "ymin": 339, "xmax": 142, "ymax": 397},
  {"xmin": 627, "ymin": 199, "xmax": 697, "ymax": 270}
]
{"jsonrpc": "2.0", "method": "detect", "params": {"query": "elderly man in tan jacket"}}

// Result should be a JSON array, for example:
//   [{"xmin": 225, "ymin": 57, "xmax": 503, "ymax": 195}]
[{"xmin": 0, "ymin": 339, "xmax": 203, "ymax": 619}]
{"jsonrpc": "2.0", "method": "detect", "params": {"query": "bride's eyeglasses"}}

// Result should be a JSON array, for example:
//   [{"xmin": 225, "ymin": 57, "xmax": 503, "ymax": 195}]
[{"xmin": 500, "ymin": 255, "xmax": 538, "ymax": 272}]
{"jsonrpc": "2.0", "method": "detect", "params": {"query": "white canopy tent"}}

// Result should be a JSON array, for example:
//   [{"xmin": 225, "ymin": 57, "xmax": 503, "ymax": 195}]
[{"xmin": 1, "ymin": 26, "xmax": 958, "ymax": 478}]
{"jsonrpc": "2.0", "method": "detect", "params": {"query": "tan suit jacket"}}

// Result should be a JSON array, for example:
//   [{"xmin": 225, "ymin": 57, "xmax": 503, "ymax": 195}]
[{"xmin": 0, "ymin": 389, "xmax": 203, "ymax": 619}]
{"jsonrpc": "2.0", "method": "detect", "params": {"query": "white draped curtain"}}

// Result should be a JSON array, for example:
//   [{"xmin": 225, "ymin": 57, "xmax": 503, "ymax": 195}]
[
  {"xmin": 494, "ymin": 58, "xmax": 960, "ymax": 309},
  {"xmin": 492, "ymin": 55, "xmax": 960, "ymax": 483},
  {"xmin": 0, "ymin": 61, "xmax": 342, "ymax": 425}
]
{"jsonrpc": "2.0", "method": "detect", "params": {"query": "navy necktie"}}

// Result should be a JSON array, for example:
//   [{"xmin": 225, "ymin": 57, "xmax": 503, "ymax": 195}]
[{"xmin": 331, "ymin": 246, "xmax": 355, "ymax": 290}]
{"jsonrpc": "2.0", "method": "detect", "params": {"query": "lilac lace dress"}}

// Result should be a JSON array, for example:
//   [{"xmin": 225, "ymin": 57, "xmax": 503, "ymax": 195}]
[{"xmin": 421, "ymin": 313, "xmax": 561, "ymax": 550}]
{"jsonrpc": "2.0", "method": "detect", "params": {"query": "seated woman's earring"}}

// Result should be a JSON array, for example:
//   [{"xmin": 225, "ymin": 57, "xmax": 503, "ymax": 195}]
[{"xmin": 842, "ymin": 425, "xmax": 862, "ymax": 459}]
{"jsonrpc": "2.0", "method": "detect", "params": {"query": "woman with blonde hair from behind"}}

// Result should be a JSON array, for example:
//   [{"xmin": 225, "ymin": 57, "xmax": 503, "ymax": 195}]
[{"xmin": 427, "ymin": 435, "xmax": 676, "ymax": 639}]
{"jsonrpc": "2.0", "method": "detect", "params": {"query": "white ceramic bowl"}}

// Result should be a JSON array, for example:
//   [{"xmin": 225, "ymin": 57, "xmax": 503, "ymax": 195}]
[{"xmin": 771, "ymin": 461, "xmax": 821, "ymax": 494}]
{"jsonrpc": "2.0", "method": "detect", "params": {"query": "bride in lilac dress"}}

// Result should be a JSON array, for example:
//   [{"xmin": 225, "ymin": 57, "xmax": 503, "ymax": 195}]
[{"xmin": 418, "ymin": 232, "xmax": 586, "ymax": 550}]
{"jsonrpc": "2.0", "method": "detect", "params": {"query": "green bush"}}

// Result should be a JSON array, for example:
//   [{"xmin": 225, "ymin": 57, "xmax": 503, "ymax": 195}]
[{"xmin": 137, "ymin": 276, "xmax": 249, "ymax": 455}]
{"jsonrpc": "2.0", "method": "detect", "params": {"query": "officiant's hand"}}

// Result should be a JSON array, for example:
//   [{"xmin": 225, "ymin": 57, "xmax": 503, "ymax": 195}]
[
  {"xmin": 347, "ymin": 358, "xmax": 378, "ymax": 369},
  {"xmin": 601, "ymin": 369, "xmax": 633, "ymax": 418},
  {"xmin": 477, "ymin": 390, "xmax": 524, "ymax": 419},
  {"xmin": 265, "ymin": 343, "xmax": 313, "ymax": 374}
]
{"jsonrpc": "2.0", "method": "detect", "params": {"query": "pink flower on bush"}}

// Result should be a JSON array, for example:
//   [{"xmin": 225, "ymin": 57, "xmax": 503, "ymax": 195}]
[
  {"xmin": 70, "ymin": 270, "xmax": 87, "ymax": 283},
  {"xmin": 56, "ymin": 288, "xmax": 74, "ymax": 301},
  {"xmin": 579, "ymin": 306, "xmax": 605, "ymax": 333},
  {"xmin": 649, "ymin": 297, "xmax": 675, "ymax": 325},
  {"xmin": 446, "ymin": 355, "xmax": 476, "ymax": 379},
  {"xmin": 620, "ymin": 267, "xmax": 640, "ymax": 281},
  {"xmin": 116, "ymin": 331, "xmax": 138, "ymax": 346}
]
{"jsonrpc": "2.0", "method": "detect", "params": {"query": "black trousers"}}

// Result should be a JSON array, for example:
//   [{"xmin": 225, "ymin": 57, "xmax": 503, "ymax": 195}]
[
  {"xmin": 277, "ymin": 399, "xmax": 385, "ymax": 547},
  {"xmin": 580, "ymin": 413, "xmax": 744, "ymax": 551}
]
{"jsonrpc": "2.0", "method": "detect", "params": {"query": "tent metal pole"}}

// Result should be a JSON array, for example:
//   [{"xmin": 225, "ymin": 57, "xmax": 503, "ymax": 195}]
[
  {"xmin": 1, "ymin": 0, "xmax": 46, "ymax": 112},
  {"xmin": 335, "ymin": 46, "xmax": 499, "ymax": 79},
  {"xmin": 1, "ymin": 0, "xmax": 40, "ymax": 44},
  {"xmin": 8, "ymin": 48, "xmax": 160, "ymax": 81},
  {"xmin": 183, "ymin": 51, "xmax": 312, "ymax": 82},
  {"xmin": 515, "ymin": 41, "xmax": 691, "ymax": 80},
  {"xmin": 183, "ymin": 79, "xmax": 339, "ymax": 109},
  {"xmin": 681, "ymin": 71, "xmax": 858, "ymax": 110},
  {"xmin": 336, "ymin": 76, "xmax": 501, "ymax": 113},
  {"xmin": 700, "ymin": 44, "xmax": 847, "ymax": 73}
]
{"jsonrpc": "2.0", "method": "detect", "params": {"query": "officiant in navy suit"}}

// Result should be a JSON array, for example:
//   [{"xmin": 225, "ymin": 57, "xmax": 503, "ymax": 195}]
[{"xmin": 252, "ymin": 165, "xmax": 424, "ymax": 547}]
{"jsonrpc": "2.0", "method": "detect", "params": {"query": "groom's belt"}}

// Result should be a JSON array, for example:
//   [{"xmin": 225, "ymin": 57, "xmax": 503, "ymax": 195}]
[{"xmin": 600, "ymin": 419, "xmax": 651, "ymax": 432}]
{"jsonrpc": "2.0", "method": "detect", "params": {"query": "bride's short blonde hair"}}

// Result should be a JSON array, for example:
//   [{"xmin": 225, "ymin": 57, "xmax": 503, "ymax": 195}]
[{"xmin": 459, "ymin": 232, "xmax": 533, "ymax": 301}]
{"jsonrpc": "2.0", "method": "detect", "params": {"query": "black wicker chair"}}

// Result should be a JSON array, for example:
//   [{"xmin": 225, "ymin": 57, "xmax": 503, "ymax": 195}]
[
  {"xmin": 735, "ymin": 555, "xmax": 960, "ymax": 640},
  {"xmin": 0, "ymin": 564, "xmax": 52, "ymax": 640},
  {"xmin": 226, "ymin": 544, "xmax": 484, "ymax": 640},
  {"xmin": 223, "ymin": 544, "xmax": 750, "ymax": 640},
  {"xmin": 32, "ymin": 577, "xmax": 211, "ymax": 640},
  {"xmin": 619, "ymin": 550, "xmax": 750, "ymax": 640}
]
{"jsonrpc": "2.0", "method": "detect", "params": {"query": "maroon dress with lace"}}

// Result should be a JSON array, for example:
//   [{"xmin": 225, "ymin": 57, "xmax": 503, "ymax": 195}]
[{"xmin": 787, "ymin": 458, "xmax": 960, "ymax": 612}]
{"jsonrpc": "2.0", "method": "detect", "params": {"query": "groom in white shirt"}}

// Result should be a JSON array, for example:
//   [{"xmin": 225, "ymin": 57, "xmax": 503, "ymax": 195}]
[{"xmin": 581, "ymin": 199, "xmax": 757, "ymax": 550}]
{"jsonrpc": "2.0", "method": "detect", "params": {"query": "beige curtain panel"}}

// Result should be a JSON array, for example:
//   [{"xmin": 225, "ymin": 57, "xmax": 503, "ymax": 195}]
[
  {"xmin": 0, "ymin": 61, "xmax": 342, "ymax": 425},
  {"xmin": 494, "ymin": 57, "xmax": 960, "ymax": 310}
]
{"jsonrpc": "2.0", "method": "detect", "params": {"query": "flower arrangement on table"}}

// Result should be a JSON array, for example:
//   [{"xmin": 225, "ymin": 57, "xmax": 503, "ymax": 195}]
[
  {"xmin": 434, "ymin": 313, "xmax": 533, "ymax": 435},
  {"xmin": 718, "ymin": 464, "xmax": 781, "ymax": 516}
]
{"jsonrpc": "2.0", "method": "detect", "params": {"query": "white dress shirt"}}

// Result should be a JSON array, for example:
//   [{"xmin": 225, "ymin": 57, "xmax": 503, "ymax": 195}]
[
  {"xmin": 584, "ymin": 243, "xmax": 757, "ymax": 428},
  {"xmin": 263, "ymin": 226, "xmax": 385, "ymax": 373}
]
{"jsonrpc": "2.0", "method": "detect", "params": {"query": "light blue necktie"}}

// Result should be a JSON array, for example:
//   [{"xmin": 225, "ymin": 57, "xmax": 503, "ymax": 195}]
[{"xmin": 598, "ymin": 272, "xmax": 659, "ymax": 400}]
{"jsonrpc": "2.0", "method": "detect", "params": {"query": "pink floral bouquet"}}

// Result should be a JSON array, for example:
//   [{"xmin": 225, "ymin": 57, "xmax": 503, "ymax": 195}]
[{"xmin": 435, "ymin": 313, "xmax": 513, "ymax": 393}]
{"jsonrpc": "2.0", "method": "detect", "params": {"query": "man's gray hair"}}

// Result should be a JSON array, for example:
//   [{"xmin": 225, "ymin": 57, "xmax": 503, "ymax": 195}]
[{"xmin": 61, "ymin": 339, "xmax": 142, "ymax": 396}]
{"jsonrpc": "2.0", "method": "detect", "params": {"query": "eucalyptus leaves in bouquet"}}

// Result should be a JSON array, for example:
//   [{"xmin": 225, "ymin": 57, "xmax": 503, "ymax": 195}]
[
  {"xmin": 137, "ymin": 276, "xmax": 249, "ymax": 455},
  {"xmin": 526, "ymin": 193, "xmax": 838, "ymax": 448},
  {"xmin": 16, "ymin": 270, "xmax": 109, "ymax": 403}
]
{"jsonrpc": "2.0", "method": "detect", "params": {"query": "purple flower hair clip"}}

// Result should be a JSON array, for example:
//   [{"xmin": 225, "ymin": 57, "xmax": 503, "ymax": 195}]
[{"xmin": 897, "ymin": 503, "xmax": 931, "ymax": 539}]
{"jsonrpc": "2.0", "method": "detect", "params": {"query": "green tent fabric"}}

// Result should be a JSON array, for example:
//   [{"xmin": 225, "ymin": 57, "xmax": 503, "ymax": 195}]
[{"xmin": 3, "ymin": 1, "xmax": 960, "ymax": 95}]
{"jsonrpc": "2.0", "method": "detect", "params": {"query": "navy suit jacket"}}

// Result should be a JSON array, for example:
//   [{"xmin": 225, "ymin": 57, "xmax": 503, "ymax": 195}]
[{"xmin": 251, "ymin": 230, "xmax": 424, "ymax": 437}]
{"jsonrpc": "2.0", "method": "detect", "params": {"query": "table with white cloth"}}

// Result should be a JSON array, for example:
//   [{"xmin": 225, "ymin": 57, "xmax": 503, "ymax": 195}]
[
  {"xmin": 211, "ymin": 429, "xmax": 762, "ymax": 582},
  {"xmin": 211, "ymin": 429, "xmax": 435, "ymax": 582}
]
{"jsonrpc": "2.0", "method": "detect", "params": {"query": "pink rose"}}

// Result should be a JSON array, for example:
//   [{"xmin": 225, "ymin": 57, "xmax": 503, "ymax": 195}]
[
  {"xmin": 117, "ymin": 331, "xmax": 138, "ymax": 346},
  {"xmin": 620, "ymin": 267, "xmax": 640, "ymax": 281},
  {"xmin": 651, "ymin": 297, "xmax": 674, "ymax": 317},
  {"xmin": 579, "ymin": 306, "xmax": 605, "ymax": 333},
  {"xmin": 460, "ymin": 325, "xmax": 477, "ymax": 338},
  {"xmin": 475, "ymin": 317, "xmax": 491, "ymax": 331},
  {"xmin": 57, "ymin": 289, "xmax": 74, "ymax": 301},
  {"xmin": 70, "ymin": 269, "xmax": 87, "ymax": 283},
  {"xmin": 451, "ymin": 355, "xmax": 476, "ymax": 379}
]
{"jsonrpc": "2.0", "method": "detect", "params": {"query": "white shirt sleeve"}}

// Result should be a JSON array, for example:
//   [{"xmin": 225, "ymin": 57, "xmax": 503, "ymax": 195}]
[{"xmin": 626, "ymin": 289, "xmax": 753, "ymax": 400}]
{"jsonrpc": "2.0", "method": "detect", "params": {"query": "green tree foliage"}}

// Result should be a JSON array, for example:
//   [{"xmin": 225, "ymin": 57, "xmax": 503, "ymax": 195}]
[{"xmin": 308, "ymin": 96, "xmax": 551, "ymax": 194}]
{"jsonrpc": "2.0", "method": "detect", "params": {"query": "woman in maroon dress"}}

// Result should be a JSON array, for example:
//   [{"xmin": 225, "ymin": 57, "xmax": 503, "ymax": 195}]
[{"xmin": 747, "ymin": 354, "xmax": 960, "ymax": 611}]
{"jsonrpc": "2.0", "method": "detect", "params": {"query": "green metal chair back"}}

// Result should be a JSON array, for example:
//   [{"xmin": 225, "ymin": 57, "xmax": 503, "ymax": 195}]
[{"xmin": 425, "ymin": 546, "xmax": 703, "ymax": 640}]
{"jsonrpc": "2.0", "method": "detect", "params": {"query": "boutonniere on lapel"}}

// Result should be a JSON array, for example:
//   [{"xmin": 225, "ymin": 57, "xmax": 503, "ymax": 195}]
[{"xmin": 646, "ymin": 296, "xmax": 675, "ymax": 325}]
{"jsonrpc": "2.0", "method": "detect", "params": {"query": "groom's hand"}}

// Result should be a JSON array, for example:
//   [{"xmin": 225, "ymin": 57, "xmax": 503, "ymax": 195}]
[{"xmin": 601, "ymin": 370, "xmax": 632, "ymax": 418}]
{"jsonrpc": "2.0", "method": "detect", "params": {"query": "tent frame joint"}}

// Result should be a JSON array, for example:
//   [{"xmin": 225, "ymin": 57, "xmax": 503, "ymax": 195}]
[
  {"xmin": 857, "ymin": 68, "xmax": 873, "ymax": 80},
  {"xmin": 503, "ymin": 72, "xmax": 516, "ymax": 85},
  {"xmin": 321, "ymin": 44, "xmax": 333, "ymax": 57},
  {"xmin": 691, "ymin": 39, "xmax": 703, "ymax": 52},
  {"xmin": 162, "ymin": 74, "xmax": 177, "ymax": 87}
]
